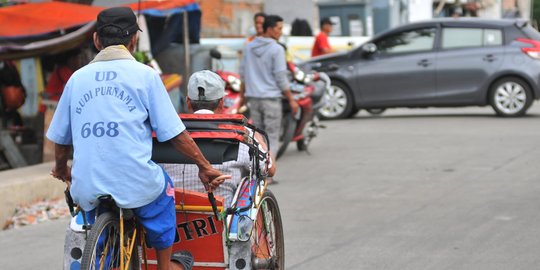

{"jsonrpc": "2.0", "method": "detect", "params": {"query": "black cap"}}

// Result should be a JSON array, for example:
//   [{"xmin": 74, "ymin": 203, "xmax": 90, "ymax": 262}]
[
  {"xmin": 320, "ymin": 17, "xmax": 335, "ymax": 27},
  {"xmin": 96, "ymin": 7, "xmax": 142, "ymax": 37}
]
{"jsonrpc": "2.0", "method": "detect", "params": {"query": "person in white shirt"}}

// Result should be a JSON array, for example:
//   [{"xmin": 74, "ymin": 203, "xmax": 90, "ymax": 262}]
[{"xmin": 162, "ymin": 70, "xmax": 275, "ymax": 207}]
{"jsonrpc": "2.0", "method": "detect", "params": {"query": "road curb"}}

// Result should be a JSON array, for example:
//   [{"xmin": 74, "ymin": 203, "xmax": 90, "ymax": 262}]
[{"xmin": 0, "ymin": 162, "xmax": 65, "ymax": 228}]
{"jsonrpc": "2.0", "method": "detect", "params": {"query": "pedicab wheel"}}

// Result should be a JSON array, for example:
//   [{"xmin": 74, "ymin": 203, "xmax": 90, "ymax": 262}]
[
  {"xmin": 80, "ymin": 212, "xmax": 140, "ymax": 270},
  {"xmin": 252, "ymin": 190, "xmax": 284, "ymax": 270}
]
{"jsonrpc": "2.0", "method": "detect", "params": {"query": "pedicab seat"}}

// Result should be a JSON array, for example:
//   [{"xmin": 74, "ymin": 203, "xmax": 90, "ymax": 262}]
[{"xmin": 151, "ymin": 114, "xmax": 253, "ymax": 165}]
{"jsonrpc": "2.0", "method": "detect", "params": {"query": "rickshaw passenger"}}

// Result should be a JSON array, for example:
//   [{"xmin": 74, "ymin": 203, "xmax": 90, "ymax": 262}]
[{"xmin": 161, "ymin": 71, "xmax": 276, "ymax": 207}]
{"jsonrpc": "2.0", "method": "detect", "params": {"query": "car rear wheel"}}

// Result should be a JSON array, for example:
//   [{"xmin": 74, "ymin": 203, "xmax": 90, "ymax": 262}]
[
  {"xmin": 489, "ymin": 77, "xmax": 533, "ymax": 117},
  {"xmin": 318, "ymin": 81, "xmax": 354, "ymax": 120}
]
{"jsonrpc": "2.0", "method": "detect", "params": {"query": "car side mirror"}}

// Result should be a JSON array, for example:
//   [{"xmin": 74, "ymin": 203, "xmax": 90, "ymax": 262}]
[
  {"xmin": 210, "ymin": 48, "xmax": 222, "ymax": 60},
  {"xmin": 361, "ymin": 43, "xmax": 377, "ymax": 55}
]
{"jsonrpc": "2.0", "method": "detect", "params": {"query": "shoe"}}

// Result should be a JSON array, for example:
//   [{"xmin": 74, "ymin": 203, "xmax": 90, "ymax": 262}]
[{"xmin": 171, "ymin": 250, "xmax": 194, "ymax": 270}]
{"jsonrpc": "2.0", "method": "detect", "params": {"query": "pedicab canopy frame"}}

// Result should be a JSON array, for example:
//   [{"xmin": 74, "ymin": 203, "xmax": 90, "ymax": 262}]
[{"xmin": 0, "ymin": 0, "xmax": 199, "ymax": 61}]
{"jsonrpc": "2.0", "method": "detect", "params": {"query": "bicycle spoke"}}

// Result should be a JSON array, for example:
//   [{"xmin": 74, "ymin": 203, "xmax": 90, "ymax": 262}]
[
  {"xmin": 82, "ymin": 212, "xmax": 140, "ymax": 270},
  {"xmin": 251, "ymin": 191, "xmax": 284, "ymax": 270}
]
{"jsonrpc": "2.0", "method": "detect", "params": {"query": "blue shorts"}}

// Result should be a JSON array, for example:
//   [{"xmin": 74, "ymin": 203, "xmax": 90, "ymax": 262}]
[
  {"xmin": 133, "ymin": 170, "xmax": 176, "ymax": 250},
  {"xmin": 84, "ymin": 170, "xmax": 176, "ymax": 250}
]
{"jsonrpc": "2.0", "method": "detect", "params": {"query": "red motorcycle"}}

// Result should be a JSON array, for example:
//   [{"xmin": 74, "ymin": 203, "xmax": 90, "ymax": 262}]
[
  {"xmin": 210, "ymin": 49, "xmax": 247, "ymax": 115},
  {"xmin": 210, "ymin": 48, "xmax": 329, "ymax": 159},
  {"xmin": 276, "ymin": 61, "xmax": 329, "ymax": 158}
]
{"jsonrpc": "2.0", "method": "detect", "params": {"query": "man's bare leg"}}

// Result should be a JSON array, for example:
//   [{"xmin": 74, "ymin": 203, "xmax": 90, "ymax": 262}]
[{"xmin": 156, "ymin": 247, "xmax": 184, "ymax": 270}]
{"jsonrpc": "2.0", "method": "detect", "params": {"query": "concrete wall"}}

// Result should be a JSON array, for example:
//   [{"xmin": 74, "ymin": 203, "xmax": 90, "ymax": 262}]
[
  {"xmin": 0, "ymin": 162, "xmax": 65, "ymax": 228},
  {"xmin": 409, "ymin": 0, "xmax": 433, "ymax": 22},
  {"xmin": 265, "ymin": 0, "xmax": 319, "ymax": 32},
  {"xmin": 199, "ymin": 0, "xmax": 264, "ymax": 37}
]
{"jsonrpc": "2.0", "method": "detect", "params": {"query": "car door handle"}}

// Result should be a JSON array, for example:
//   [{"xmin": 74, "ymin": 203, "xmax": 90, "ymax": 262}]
[
  {"xmin": 483, "ymin": 54, "xmax": 496, "ymax": 62},
  {"xmin": 417, "ymin": 59, "xmax": 432, "ymax": 67}
]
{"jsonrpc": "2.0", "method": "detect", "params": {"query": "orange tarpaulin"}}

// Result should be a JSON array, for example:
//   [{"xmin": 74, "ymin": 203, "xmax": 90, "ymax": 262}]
[
  {"xmin": 127, "ymin": 0, "xmax": 196, "ymax": 11},
  {"xmin": 0, "ymin": 2, "xmax": 104, "ymax": 38},
  {"xmin": 0, "ymin": 0, "xmax": 199, "ymax": 60},
  {"xmin": 0, "ymin": 0, "xmax": 197, "ymax": 39}
]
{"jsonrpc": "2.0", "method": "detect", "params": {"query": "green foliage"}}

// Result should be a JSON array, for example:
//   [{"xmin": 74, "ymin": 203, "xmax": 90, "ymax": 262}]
[{"xmin": 533, "ymin": 0, "xmax": 540, "ymax": 29}]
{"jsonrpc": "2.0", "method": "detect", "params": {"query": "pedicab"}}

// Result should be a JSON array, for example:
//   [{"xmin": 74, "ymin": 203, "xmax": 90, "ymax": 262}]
[{"xmin": 64, "ymin": 114, "xmax": 284, "ymax": 270}]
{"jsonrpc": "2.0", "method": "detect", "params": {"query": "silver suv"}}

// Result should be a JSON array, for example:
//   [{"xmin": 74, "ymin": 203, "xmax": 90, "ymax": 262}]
[{"xmin": 303, "ymin": 19, "xmax": 540, "ymax": 119}]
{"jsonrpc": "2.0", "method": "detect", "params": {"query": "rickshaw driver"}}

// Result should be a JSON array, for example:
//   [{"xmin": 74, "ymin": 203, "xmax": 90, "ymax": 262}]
[
  {"xmin": 47, "ymin": 7, "xmax": 230, "ymax": 270},
  {"xmin": 162, "ymin": 70, "xmax": 276, "ymax": 207}
]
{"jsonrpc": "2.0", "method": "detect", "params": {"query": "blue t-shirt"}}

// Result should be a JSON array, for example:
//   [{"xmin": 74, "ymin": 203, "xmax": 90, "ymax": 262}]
[{"xmin": 46, "ymin": 59, "xmax": 185, "ymax": 211}]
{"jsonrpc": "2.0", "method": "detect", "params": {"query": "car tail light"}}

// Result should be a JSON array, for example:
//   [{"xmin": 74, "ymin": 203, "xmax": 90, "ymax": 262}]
[{"xmin": 517, "ymin": 38, "xmax": 540, "ymax": 59}]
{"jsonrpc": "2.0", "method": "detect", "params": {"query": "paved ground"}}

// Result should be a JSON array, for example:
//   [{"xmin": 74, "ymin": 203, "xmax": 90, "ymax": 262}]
[
  {"xmin": 0, "ymin": 217, "xmax": 67, "ymax": 269},
  {"xmin": 1, "ymin": 104, "xmax": 540, "ymax": 270}
]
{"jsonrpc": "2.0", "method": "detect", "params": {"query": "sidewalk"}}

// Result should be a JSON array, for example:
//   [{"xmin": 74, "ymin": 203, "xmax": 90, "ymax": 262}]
[{"xmin": 0, "ymin": 162, "xmax": 65, "ymax": 228}]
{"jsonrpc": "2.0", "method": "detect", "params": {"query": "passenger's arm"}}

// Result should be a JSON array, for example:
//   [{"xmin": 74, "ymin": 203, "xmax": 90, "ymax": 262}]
[
  {"xmin": 267, "ymin": 156, "xmax": 276, "ymax": 177},
  {"xmin": 254, "ymin": 132, "xmax": 276, "ymax": 177},
  {"xmin": 51, "ymin": 143, "xmax": 72, "ymax": 184},
  {"xmin": 169, "ymin": 131, "xmax": 231, "ymax": 191},
  {"xmin": 238, "ymin": 80, "xmax": 246, "ymax": 108},
  {"xmin": 238, "ymin": 53, "xmax": 247, "ymax": 108}
]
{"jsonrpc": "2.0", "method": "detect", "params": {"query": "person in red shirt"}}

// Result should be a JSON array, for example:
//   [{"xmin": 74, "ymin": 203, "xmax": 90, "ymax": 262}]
[
  {"xmin": 311, "ymin": 17, "xmax": 335, "ymax": 57},
  {"xmin": 41, "ymin": 49, "xmax": 81, "ymax": 113},
  {"xmin": 44, "ymin": 49, "xmax": 81, "ymax": 102}
]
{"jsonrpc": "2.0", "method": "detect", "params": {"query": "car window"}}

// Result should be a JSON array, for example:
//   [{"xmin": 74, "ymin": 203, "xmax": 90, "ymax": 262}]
[
  {"xmin": 484, "ymin": 29, "xmax": 502, "ymax": 46},
  {"xmin": 442, "ymin": 28, "xmax": 502, "ymax": 49},
  {"xmin": 375, "ymin": 28, "xmax": 436, "ymax": 54},
  {"xmin": 442, "ymin": 28, "xmax": 483, "ymax": 48}
]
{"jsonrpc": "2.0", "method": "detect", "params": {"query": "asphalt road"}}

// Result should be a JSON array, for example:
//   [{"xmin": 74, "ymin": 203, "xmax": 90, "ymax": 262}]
[{"xmin": 1, "ymin": 105, "xmax": 540, "ymax": 270}]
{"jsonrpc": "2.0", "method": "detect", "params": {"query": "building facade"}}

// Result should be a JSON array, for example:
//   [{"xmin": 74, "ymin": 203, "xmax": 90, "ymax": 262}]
[{"xmin": 199, "ymin": 0, "xmax": 264, "ymax": 37}]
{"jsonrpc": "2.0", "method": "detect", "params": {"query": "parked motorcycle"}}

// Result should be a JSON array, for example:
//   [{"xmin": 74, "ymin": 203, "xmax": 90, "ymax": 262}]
[
  {"xmin": 209, "ymin": 48, "xmax": 329, "ymax": 159},
  {"xmin": 276, "ymin": 61, "xmax": 329, "ymax": 159},
  {"xmin": 209, "ymin": 49, "xmax": 247, "ymax": 115}
]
